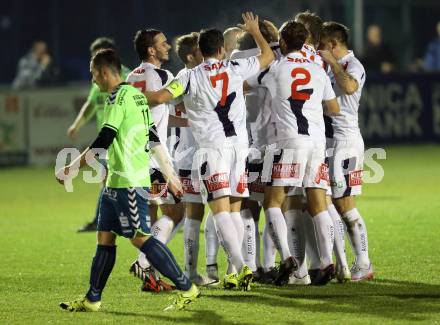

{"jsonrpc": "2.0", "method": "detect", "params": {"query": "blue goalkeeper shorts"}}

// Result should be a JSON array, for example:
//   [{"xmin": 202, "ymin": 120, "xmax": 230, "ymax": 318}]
[{"xmin": 97, "ymin": 187, "xmax": 150, "ymax": 238}]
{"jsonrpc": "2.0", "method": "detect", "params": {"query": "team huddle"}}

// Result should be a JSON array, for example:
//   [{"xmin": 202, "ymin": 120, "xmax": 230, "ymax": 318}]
[{"xmin": 56, "ymin": 10, "xmax": 372, "ymax": 312}]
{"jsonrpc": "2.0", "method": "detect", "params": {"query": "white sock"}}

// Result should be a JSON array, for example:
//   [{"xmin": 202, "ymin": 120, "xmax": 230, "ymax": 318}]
[
  {"xmin": 328, "ymin": 204, "xmax": 348, "ymax": 268},
  {"xmin": 167, "ymin": 218, "xmax": 184, "ymax": 244},
  {"xmin": 343, "ymin": 208, "xmax": 370, "ymax": 268},
  {"xmin": 213, "ymin": 211, "xmax": 244, "ymax": 272},
  {"xmin": 254, "ymin": 220, "xmax": 262, "ymax": 269},
  {"xmin": 312, "ymin": 210, "xmax": 335, "ymax": 268},
  {"xmin": 204, "ymin": 211, "xmax": 219, "ymax": 266},
  {"xmin": 304, "ymin": 210, "xmax": 321, "ymax": 270},
  {"xmin": 285, "ymin": 209, "xmax": 308, "ymax": 278},
  {"xmin": 264, "ymin": 207, "xmax": 291, "ymax": 261},
  {"xmin": 263, "ymin": 223, "xmax": 277, "ymax": 271},
  {"xmin": 241, "ymin": 209, "xmax": 257, "ymax": 271},
  {"xmin": 231, "ymin": 211, "xmax": 244, "ymax": 247},
  {"xmin": 151, "ymin": 215, "xmax": 174, "ymax": 244},
  {"xmin": 184, "ymin": 218, "xmax": 201, "ymax": 278},
  {"xmin": 137, "ymin": 252, "xmax": 151, "ymax": 269},
  {"xmin": 229, "ymin": 211, "xmax": 244, "ymax": 274}
]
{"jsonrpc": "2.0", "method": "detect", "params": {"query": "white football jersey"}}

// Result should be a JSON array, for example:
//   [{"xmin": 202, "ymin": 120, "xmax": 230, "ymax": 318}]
[
  {"xmin": 126, "ymin": 62, "xmax": 174, "ymax": 145},
  {"xmin": 301, "ymin": 43, "xmax": 325, "ymax": 69},
  {"xmin": 175, "ymin": 57, "xmax": 260, "ymax": 148},
  {"xmin": 172, "ymin": 67, "xmax": 198, "ymax": 170},
  {"xmin": 230, "ymin": 48, "xmax": 276, "ymax": 148},
  {"xmin": 262, "ymin": 52, "xmax": 336, "ymax": 141},
  {"xmin": 327, "ymin": 51, "xmax": 366, "ymax": 139}
]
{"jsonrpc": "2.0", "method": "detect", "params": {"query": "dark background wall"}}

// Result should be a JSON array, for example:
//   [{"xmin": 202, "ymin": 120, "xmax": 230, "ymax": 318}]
[{"xmin": 0, "ymin": 0, "xmax": 439, "ymax": 83}]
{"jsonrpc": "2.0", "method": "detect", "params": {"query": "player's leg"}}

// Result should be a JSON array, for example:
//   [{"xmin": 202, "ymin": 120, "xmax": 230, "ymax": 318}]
[
  {"xmin": 152, "ymin": 202, "xmax": 184, "ymax": 244},
  {"xmin": 132, "ymin": 203, "xmax": 176, "ymax": 291},
  {"xmin": 60, "ymin": 187, "xmax": 117, "ymax": 312},
  {"xmin": 132, "ymin": 169, "xmax": 182, "ymax": 291},
  {"xmin": 283, "ymin": 191, "xmax": 310, "ymax": 285},
  {"xmin": 262, "ymin": 144, "xmax": 304, "ymax": 286},
  {"xmin": 132, "ymin": 234, "xmax": 200, "ymax": 310},
  {"xmin": 249, "ymin": 201, "xmax": 264, "ymax": 274},
  {"xmin": 230, "ymin": 196, "xmax": 245, "ymax": 259},
  {"xmin": 184, "ymin": 201, "xmax": 218, "ymax": 285},
  {"xmin": 209, "ymin": 196, "xmax": 245, "ymax": 288},
  {"xmin": 197, "ymin": 147, "xmax": 244, "ymax": 288},
  {"xmin": 263, "ymin": 185, "xmax": 298, "ymax": 285},
  {"xmin": 204, "ymin": 210, "xmax": 220, "ymax": 280},
  {"xmin": 229, "ymin": 146, "xmax": 255, "ymax": 290},
  {"xmin": 327, "ymin": 194, "xmax": 350, "ymax": 282},
  {"xmin": 306, "ymin": 187, "xmax": 335, "ymax": 285},
  {"xmin": 122, "ymin": 187, "xmax": 199, "ymax": 311},
  {"xmin": 110, "ymin": 187, "xmax": 198, "ymax": 310},
  {"xmin": 303, "ymin": 140, "xmax": 336, "ymax": 285},
  {"xmin": 330, "ymin": 139, "xmax": 372, "ymax": 281},
  {"xmin": 333, "ymin": 195, "xmax": 372, "ymax": 280},
  {"xmin": 261, "ymin": 222, "xmax": 278, "ymax": 283},
  {"xmin": 241, "ymin": 199, "xmax": 258, "ymax": 275},
  {"xmin": 183, "ymin": 202, "xmax": 204, "ymax": 279},
  {"xmin": 245, "ymin": 158, "xmax": 265, "ymax": 279},
  {"xmin": 131, "ymin": 201, "xmax": 156, "ymax": 279}
]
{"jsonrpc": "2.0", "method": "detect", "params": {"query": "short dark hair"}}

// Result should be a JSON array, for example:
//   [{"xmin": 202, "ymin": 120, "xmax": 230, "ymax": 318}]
[
  {"xmin": 294, "ymin": 11, "xmax": 323, "ymax": 45},
  {"xmin": 198, "ymin": 29, "xmax": 224, "ymax": 57},
  {"xmin": 90, "ymin": 37, "xmax": 116, "ymax": 54},
  {"xmin": 91, "ymin": 49, "xmax": 121, "ymax": 75},
  {"xmin": 279, "ymin": 20, "xmax": 308, "ymax": 52},
  {"xmin": 321, "ymin": 21, "xmax": 349, "ymax": 46},
  {"xmin": 237, "ymin": 21, "xmax": 274, "ymax": 51},
  {"xmin": 134, "ymin": 29, "xmax": 162, "ymax": 61},
  {"xmin": 175, "ymin": 32, "xmax": 199, "ymax": 64}
]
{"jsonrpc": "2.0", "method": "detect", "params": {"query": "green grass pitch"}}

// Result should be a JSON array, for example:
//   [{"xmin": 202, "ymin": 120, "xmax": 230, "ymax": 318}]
[{"xmin": 1, "ymin": 145, "xmax": 439, "ymax": 324}]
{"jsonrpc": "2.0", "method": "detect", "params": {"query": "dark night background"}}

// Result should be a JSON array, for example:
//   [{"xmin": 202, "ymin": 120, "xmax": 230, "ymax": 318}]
[{"xmin": 1, "ymin": 0, "xmax": 439, "ymax": 84}]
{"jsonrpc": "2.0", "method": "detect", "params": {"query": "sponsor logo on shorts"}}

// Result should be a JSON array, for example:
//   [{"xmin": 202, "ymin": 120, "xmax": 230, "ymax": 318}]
[
  {"xmin": 104, "ymin": 188, "xmax": 118, "ymax": 200},
  {"xmin": 206, "ymin": 173, "xmax": 230, "ymax": 192},
  {"xmin": 180, "ymin": 177, "xmax": 200, "ymax": 195},
  {"xmin": 236, "ymin": 173, "xmax": 248, "ymax": 194},
  {"xmin": 314, "ymin": 163, "xmax": 330, "ymax": 185},
  {"xmin": 272, "ymin": 163, "xmax": 299, "ymax": 179},
  {"xmin": 118, "ymin": 212, "xmax": 132, "ymax": 234},
  {"xmin": 150, "ymin": 183, "xmax": 168, "ymax": 197},
  {"xmin": 349, "ymin": 170, "xmax": 363, "ymax": 186},
  {"xmin": 331, "ymin": 180, "xmax": 344, "ymax": 188},
  {"xmin": 249, "ymin": 176, "xmax": 265, "ymax": 193}
]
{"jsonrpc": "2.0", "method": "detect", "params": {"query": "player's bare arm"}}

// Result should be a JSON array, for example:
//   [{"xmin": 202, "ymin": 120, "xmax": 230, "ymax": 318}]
[
  {"xmin": 150, "ymin": 144, "xmax": 183, "ymax": 198},
  {"xmin": 168, "ymin": 114, "xmax": 189, "ymax": 127},
  {"xmin": 55, "ymin": 147, "xmax": 92, "ymax": 184},
  {"xmin": 319, "ymin": 50, "xmax": 358, "ymax": 95},
  {"xmin": 144, "ymin": 89, "xmax": 174, "ymax": 106},
  {"xmin": 238, "ymin": 12, "xmax": 274, "ymax": 69},
  {"xmin": 323, "ymin": 98, "xmax": 340, "ymax": 116},
  {"xmin": 67, "ymin": 100, "xmax": 94, "ymax": 138},
  {"xmin": 59, "ymin": 124, "xmax": 116, "ymax": 184}
]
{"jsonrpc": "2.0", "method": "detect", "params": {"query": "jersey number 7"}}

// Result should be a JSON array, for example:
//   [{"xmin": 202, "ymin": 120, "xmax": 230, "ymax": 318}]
[
  {"xmin": 209, "ymin": 71, "xmax": 237, "ymax": 137},
  {"xmin": 132, "ymin": 80, "xmax": 146, "ymax": 93},
  {"xmin": 210, "ymin": 72, "xmax": 229, "ymax": 106}
]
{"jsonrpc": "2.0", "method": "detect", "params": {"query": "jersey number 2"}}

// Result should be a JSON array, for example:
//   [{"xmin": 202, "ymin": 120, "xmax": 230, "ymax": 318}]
[
  {"xmin": 291, "ymin": 68, "xmax": 312, "ymax": 101},
  {"xmin": 289, "ymin": 68, "xmax": 313, "ymax": 136}
]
